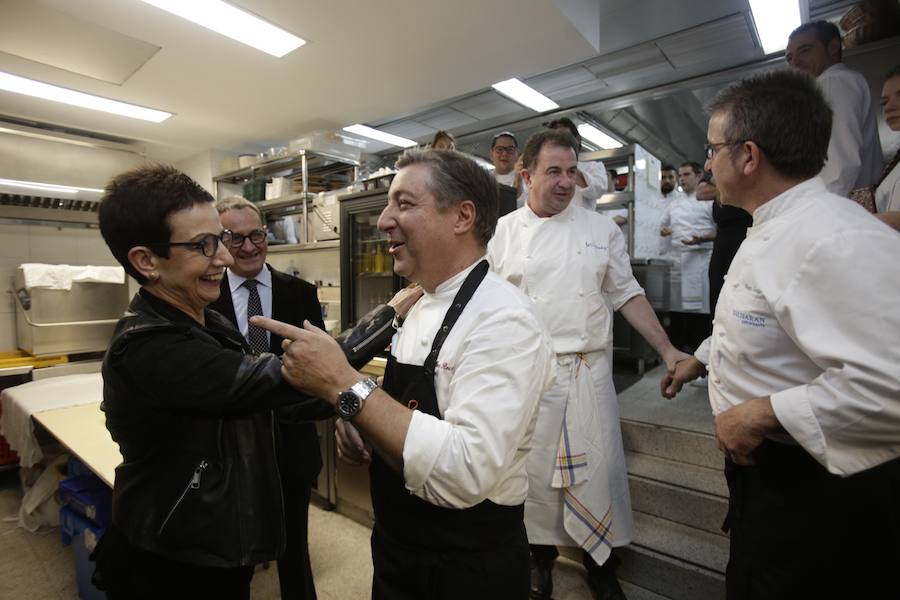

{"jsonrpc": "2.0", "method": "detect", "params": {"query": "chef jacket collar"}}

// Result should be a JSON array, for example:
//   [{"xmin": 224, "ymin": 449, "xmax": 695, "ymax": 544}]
[
  {"xmin": 431, "ymin": 257, "xmax": 487, "ymax": 299},
  {"xmin": 523, "ymin": 197, "xmax": 577, "ymax": 223},
  {"xmin": 750, "ymin": 176, "xmax": 824, "ymax": 229}
]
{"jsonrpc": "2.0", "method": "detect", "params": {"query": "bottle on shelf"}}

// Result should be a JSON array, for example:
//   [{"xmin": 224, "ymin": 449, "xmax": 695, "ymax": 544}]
[
  {"xmin": 288, "ymin": 259, "xmax": 300, "ymax": 278},
  {"xmin": 374, "ymin": 240, "xmax": 386, "ymax": 273}
]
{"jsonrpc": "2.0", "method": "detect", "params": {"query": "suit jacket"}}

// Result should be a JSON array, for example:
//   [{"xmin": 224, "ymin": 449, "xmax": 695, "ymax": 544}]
[{"xmin": 209, "ymin": 264, "xmax": 325, "ymax": 487}]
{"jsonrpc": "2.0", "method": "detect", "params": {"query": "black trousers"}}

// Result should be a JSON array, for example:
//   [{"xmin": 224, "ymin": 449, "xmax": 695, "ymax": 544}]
[
  {"xmin": 724, "ymin": 441, "xmax": 900, "ymax": 600},
  {"xmin": 93, "ymin": 525, "xmax": 254, "ymax": 600},
  {"xmin": 277, "ymin": 483, "xmax": 317, "ymax": 600},
  {"xmin": 667, "ymin": 311, "xmax": 711, "ymax": 353},
  {"xmin": 372, "ymin": 524, "xmax": 530, "ymax": 600}
]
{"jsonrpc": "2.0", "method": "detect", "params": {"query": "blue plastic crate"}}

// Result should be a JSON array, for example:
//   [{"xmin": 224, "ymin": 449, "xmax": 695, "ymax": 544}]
[
  {"xmin": 59, "ymin": 506, "xmax": 107, "ymax": 600},
  {"xmin": 67, "ymin": 456, "xmax": 93, "ymax": 479},
  {"xmin": 59, "ymin": 475, "xmax": 111, "ymax": 528}
]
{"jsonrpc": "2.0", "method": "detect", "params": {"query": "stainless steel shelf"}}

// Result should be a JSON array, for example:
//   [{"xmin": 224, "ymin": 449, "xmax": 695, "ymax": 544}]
[{"xmin": 213, "ymin": 149, "xmax": 360, "ymax": 184}]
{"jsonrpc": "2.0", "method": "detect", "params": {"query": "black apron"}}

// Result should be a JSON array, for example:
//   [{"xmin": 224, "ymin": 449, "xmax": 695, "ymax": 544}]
[{"xmin": 369, "ymin": 260, "xmax": 530, "ymax": 600}]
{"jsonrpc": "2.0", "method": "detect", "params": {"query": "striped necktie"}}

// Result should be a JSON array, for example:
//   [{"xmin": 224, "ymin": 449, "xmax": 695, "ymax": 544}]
[{"xmin": 243, "ymin": 279, "xmax": 268, "ymax": 355}]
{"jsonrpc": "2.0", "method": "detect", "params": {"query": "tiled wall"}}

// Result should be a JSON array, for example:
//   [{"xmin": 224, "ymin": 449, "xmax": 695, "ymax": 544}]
[{"xmin": 0, "ymin": 223, "xmax": 117, "ymax": 353}]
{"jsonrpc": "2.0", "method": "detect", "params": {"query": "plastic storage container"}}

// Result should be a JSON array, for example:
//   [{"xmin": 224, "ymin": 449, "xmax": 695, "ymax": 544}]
[
  {"xmin": 59, "ymin": 506, "xmax": 106, "ymax": 600},
  {"xmin": 59, "ymin": 474, "xmax": 111, "ymax": 527}
]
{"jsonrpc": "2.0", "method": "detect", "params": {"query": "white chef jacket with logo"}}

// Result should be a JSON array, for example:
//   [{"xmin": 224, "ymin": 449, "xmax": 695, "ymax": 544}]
[
  {"xmin": 817, "ymin": 63, "xmax": 883, "ymax": 196},
  {"xmin": 398, "ymin": 260, "xmax": 555, "ymax": 508},
  {"xmin": 695, "ymin": 177, "xmax": 900, "ymax": 476},
  {"xmin": 488, "ymin": 202, "xmax": 644, "ymax": 558}
]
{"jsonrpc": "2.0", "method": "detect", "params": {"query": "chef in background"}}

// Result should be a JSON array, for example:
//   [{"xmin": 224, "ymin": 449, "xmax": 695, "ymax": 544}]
[{"xmin": 489, "ymin": 130, "xmax": 688, "ymax": 600}]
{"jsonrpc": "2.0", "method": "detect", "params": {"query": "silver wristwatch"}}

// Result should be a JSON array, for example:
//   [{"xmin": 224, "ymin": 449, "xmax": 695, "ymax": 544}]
[{"xmin": 336, "ymin": 377, "xmax": 378, "ymax": 420}]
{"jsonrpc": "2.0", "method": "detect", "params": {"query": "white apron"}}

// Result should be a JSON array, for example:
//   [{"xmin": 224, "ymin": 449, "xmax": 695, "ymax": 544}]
[
  {"xmin": 524, "ymin": 348, "xmax": 633, "ymax": 564},
  {"xmin": 670, "ymin": 246, "xmax": 712, "ymax": 313}
]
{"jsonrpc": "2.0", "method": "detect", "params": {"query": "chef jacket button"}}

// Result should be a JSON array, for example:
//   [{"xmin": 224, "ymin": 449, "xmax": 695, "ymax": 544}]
[
  {"xmin": 714, "ymin": 378, "xmax": 721, "ymax": 385},
  {"xmin": 577, "ymin": 250, "xmax": 582, "ymax": 255},
  {"xmin": 532, "ymin": 295, "xmax": 539, "ymax": 302},
  {"xmin": 579, "ymin": 290, "xmax": 584, "ymax": 296},
  {"xmin": 580, "ymin": 334, "xmax": 586, "ymax": 340},
  {"xmin": 718, "ymin": 331, "xmax": 725, "ymax": 337},
  {"xmin": 526, "ymin": 255, "xmax": 532, "ymax": 259},
  {"xmin": 733, "ymin": 282, "xmax": 739, "ymax": 288},
  {"xmin": 421, "ymin": 338, "xmax": 429, "ymax": 346}
]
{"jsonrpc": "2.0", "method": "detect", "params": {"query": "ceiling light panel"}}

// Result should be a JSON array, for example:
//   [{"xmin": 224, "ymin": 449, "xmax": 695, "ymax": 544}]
[
  {"xmin": 139, "ymin": 0, "xmax": 306, "ymax": 58},
  {"xmin": 749, "ymin": 0, "xmax": 802, "ymax": 54},
  {"xmin": 491, "ymin": 78, "xmax": 560, "ymax": 113},
  {"xmin": 342, "ymin": 124, "xmax": 417, "ymax": 148},
  {"xmin": 577, "ymin": 123, "xmax": 623, "ymax": 149},
  {"xmin": 0, "ymin": 72, "xmax": 172, "ymax": 122},
  {"xmin": 0, "ymin": 178, "xmax": 103, "ymax": 194}
]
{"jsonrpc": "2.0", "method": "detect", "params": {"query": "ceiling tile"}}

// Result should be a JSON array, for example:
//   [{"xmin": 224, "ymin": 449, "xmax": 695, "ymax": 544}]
[{"xmin": 451, "ymin": 92, "xmax": 523, "ymax": 121}]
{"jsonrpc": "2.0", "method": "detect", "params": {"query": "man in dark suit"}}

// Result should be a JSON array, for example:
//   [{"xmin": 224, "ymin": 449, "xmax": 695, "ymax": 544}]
[{"xmin": 210, "ymin": 196, "xmax": 323, "ymax": 600}]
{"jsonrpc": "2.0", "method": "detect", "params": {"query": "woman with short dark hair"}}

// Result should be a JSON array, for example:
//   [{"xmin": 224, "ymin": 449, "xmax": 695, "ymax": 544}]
[{"xmin": 91, "ymin": 164, "xmax": 333, "ymax": 599}]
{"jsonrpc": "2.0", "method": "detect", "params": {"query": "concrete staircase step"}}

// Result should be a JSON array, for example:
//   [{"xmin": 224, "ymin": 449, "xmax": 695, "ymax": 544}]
[
  {"xmin": 621, "ymin": 419, "xmax": 722, "ymax": 470},
  {"xmin": 626, "ymin": 450, "xmax": 728, "ymax": 497},
  {"xmin": 621, "ymin": 579, "xmax": 674, "ymax": 600},
  {"xmin": 619, "ymin": 511, "xmax": 728, "ymax": 600},
  {"xmin": 629, "ymin": 473, "xmax": 728, "ymax": 537}
]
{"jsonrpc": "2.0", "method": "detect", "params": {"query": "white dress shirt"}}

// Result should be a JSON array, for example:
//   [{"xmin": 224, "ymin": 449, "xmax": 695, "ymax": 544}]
[
  {"xmin": 398, "ymin": 260, "xmax": 555, "ymax": 509},
  {"xmin": 225, "ymin": 266, "xmax": 273, "ymax": 339},
  {"xmin": 494, "ymin": 171, "xmax": 517, "ymax": 187},
  {"xmin": 817, "ymin": 63, "xmax": 883, "ymax": 196},
  {"xmin": 488, "ymin": 202, "xmax": 644, "ymax": 354},
  {"xmin": 695, "ymin": 177, "xmax": 900, "ymax": 476}
]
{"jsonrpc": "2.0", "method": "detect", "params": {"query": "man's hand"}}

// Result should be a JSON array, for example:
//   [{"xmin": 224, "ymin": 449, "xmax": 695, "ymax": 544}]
[
  {"xmin": 388, "ymin": 284, "xmax": 424, "ymax": 319},
  {"xmin": 660, "ymin": 227, "xmax": 672, "ymax": 237},
  {"xmin": 714, "ymin": 397, "xmax": 780, "ymax": 465},
  {"xmin": 681, "ymin": 235, "xmax": 706, "ymax": 246},
  {"xmin": 661, "ymin": 356, "xmax": 706, "ymax": 399},
  {"xmin": 251, "ymin": 316, "xmax": 360, "ymax": 402},
  {"xmin": 335, "ymin": 420, "xmax": 372, "ymax": 466}
]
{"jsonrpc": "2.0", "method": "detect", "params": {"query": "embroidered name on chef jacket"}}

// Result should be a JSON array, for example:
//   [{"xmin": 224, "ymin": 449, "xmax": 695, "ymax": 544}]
[
  {"xmin": 585, "ymin": 241, "xmax": 608, "ymax": 251},
  {"xmin": 732, "ymin": 309, "xmax": 766, "ymax": 328}
]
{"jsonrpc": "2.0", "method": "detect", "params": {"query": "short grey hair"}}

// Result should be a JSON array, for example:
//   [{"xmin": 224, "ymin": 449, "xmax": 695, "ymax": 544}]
[{"xmin": 216, "ymin": 195, "xmax": 261, "ymax": 219}]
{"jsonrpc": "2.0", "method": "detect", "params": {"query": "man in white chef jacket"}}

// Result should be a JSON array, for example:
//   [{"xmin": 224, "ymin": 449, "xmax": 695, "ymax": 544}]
[
  {"xmin": 489, "ymin": 130, "xmax": 689, "ymax": 600},
  {"xmin": 786, "ymin": 20, "xmax": 882, "ymax": 196},
  {"xmin": 663, "ymin": 69, "xmax": 900, "ymax": 600},
  {"xmin": 660, "ymin": 161, "xmax": 716, "ymax": 352},
  {"xmin": 254, "ymin": 149, "xmax": 555, "ymax": 599}
]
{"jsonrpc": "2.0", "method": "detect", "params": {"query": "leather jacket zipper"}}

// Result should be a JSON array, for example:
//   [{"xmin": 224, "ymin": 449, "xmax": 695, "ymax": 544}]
[{"xmin": 158, "ymin": 460, "xmax": 208, "ymax": 535}]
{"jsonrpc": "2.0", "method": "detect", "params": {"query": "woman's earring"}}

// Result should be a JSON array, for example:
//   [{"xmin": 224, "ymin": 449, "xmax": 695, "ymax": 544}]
[{"xmin": 149, "ymin": 271, "xmax": 159, "ymax": 281}]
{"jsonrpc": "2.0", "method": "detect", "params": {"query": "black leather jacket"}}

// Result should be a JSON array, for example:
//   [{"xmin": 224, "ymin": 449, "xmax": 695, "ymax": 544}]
[{"xmin": 102, "ymin": 290, "xmax": 333, "ymax": 568}]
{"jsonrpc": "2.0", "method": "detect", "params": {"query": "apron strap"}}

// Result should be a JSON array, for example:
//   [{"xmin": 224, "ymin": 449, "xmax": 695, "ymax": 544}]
[{"xmin": 423, "ymin": 260, "xmax": 489, "ymax": 376}]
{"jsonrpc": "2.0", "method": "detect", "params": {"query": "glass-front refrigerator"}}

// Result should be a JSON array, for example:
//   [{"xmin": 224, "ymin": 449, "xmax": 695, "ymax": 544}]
[{"xmin": 339, "ymin": 188, "xmax": 403, "ymax": 328}]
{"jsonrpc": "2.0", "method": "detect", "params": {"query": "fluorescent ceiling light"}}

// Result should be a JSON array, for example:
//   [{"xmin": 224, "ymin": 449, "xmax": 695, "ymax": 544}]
[
  {"xmin": 0, "ymin": 72, "xmax": 171, "ymax": 122},
  {"xmin": 0, "ymin": 178, "xmax": 104, "ymax": 194},
  {"xmin": 140, "ymin": 0, "xmax": 306, "ymax": 58},
  {"xmin": 491, "ymin": 78, "xmax": 559, "ymax": 113},
  {"xmin": 342, "ymin": 124, "xmax": 417, "ymax": 148},
  {"xmin": 577, "ymin": 123, "xmax": 623, "ymax": 150},
  {"xmin": 749, "ymin": 0, "xmax": 802, "ymax": 54}
]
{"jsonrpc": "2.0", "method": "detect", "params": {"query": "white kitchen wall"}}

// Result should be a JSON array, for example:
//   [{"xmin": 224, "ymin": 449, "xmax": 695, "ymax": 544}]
[{"xmin": 0, "ymin": 131, "xmax": 145, "ymax": 353}]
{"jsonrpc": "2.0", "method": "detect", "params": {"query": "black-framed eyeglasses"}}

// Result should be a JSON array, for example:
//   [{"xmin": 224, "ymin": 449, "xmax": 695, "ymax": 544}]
[
  {"xmin": 493, "ymin": 145, "xmax": 517, "ymax": 154},
  {"xmin": 704, "ymin": 141, "xmax": 731, "ymax": 160},
  {"xmin": 229, "ymin": 228, "xmax": 268, "ymax": 248},
  {"xmin": 152, "ymin": 230, "xmax": 234, "ymax": 257}
]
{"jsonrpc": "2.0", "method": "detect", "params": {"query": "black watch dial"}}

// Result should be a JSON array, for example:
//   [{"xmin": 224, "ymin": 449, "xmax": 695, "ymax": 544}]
[{"xmin": 338, "ymin": 391, "xmax": 361, "ymax": 418}]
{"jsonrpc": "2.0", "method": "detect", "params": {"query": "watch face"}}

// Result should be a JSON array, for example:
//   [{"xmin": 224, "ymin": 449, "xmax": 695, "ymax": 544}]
[{"xmin": 338, "ymin": 391, "xmax": 361, "ymax": 418}]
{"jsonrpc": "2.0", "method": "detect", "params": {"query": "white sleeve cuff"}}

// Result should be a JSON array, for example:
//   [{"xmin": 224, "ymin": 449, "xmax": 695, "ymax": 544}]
[{"xmin": 402, "ymin": 409, "xmax": 451, "ymax": 492}]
